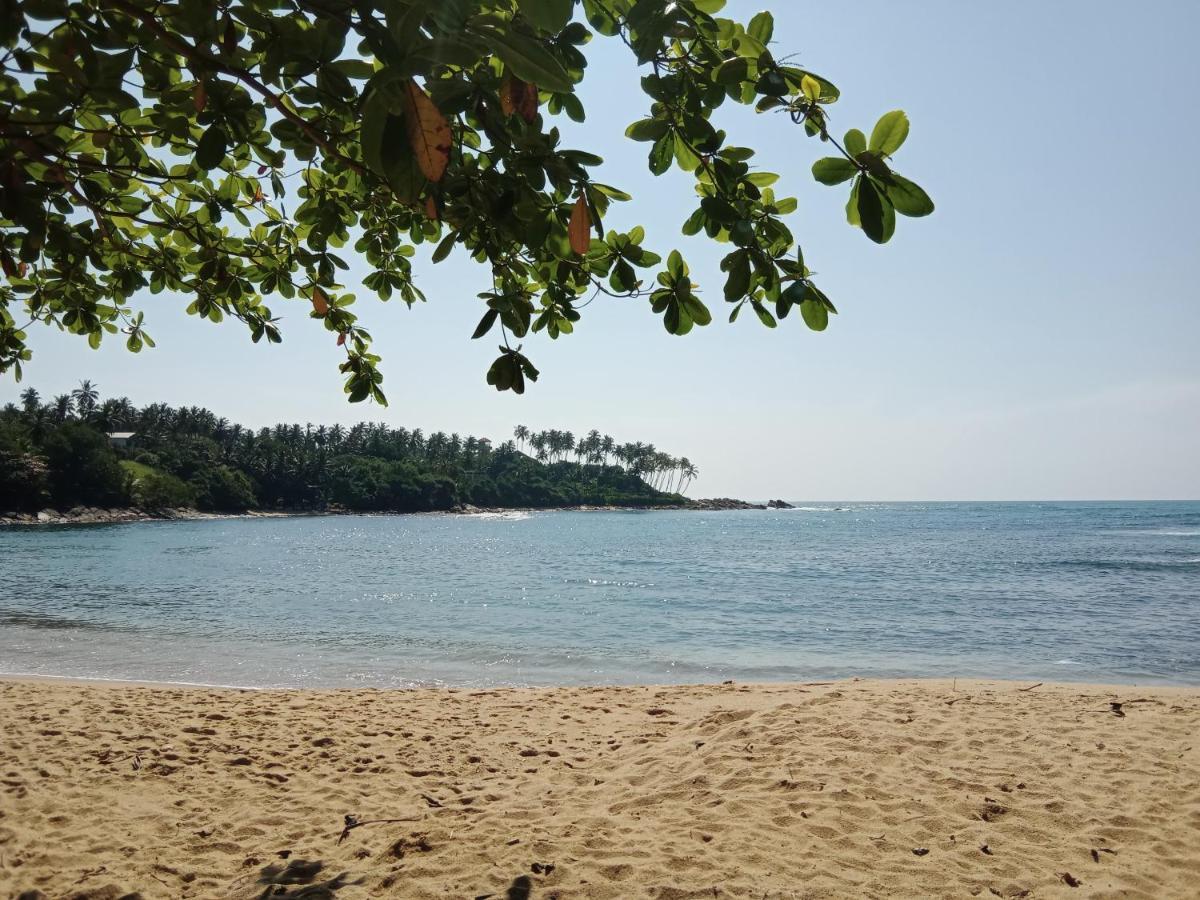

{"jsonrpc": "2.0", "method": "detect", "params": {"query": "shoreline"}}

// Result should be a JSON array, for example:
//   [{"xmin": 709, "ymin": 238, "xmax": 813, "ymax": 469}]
[
  {"xmin": 1, "ymin": 676, "xmax": 1195, "ymax": 898},
  {"xmin": 4, "ymin": 671, "xmax": 1199, "ymax": 694},
  {"xmin": 0, "ymin": 498, "xmax": 772, "ymax": 527}
]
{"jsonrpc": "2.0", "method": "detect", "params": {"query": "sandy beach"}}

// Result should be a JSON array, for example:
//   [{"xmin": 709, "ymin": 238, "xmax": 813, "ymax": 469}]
[{"xmin": 0, "ymin": 678, "xmax": 1197, "ymax": 899}]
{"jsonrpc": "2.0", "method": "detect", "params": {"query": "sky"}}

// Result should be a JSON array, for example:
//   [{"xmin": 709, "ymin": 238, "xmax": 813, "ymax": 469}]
[{"xmin": 3, "ymin": 0, "xmax": 1199, "ymax": 500}]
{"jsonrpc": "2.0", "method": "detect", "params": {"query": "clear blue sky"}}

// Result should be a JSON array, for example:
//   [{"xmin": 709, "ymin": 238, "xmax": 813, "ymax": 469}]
[{"xmin": 4, "ymin": 1, "xmax": 1198, "ymax": 500}]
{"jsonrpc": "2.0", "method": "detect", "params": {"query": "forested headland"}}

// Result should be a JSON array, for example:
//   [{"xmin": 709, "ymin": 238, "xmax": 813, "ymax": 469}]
[{"xmin": 0, "ymin": 382, "xmax": 696, "ymax": 516}]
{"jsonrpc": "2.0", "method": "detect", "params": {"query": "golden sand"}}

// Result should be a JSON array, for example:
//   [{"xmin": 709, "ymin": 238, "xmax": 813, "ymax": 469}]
[{"xmin": 0, "ymin": 677, "xmax": 1197, "ymax": 899}]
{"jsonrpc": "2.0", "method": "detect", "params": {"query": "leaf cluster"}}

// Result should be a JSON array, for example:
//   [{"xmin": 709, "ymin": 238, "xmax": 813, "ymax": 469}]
[{"xmin": 0, "ymin": 0, "xmax": 931, "ymax": 399}]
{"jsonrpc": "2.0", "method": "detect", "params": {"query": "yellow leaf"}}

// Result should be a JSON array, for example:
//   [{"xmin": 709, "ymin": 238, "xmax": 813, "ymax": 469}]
[
  {"xmin": 311, "ymin": 287, "xmax": 329, "ymax": 315},
  {"xmin": 800, "ymin": 74, "xmax": 821, "ymax": 103},
  {"xmin": 569, "ymin": 195, "xmax": 590, "ymax": 255},
  {"xmin": 402, "ymin": 81, "xmax": 452, "ymax": 183}
]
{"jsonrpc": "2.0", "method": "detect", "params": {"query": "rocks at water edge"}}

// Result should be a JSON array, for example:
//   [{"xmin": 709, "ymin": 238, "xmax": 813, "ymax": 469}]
[
  {"xmin": 684, "ymin": 498, "xmax": 768, "ymax": 511},
  {"xmin": 766, "ymin": 499, "xmax": 795, "ymax": 509},
  {"xmin": 0, "ymin": 507, "xmax": 201, "ymax": 526}
]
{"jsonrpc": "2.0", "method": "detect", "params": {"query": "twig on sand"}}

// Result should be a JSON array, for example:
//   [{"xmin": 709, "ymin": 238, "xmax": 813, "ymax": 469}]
[
  {"xmin": 337, "ymin": 813, "xmax": 422, "ymax": 845},
  {"xmin": 1017, "ymin": 682, "xmax": 1043, "ymax": 692}
]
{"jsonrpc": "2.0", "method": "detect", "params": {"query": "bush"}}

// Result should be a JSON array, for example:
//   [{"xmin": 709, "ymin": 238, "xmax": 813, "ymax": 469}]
[
  {"xmin": 189, "ymin": 464, "xmax": 258, "ymax": 512},
  {"xmin": 126, "ymin": 466, "xmax": 195, "ymax": 510},
  {"xmin": 40, "ymin": 423, "xmax": 129, "ymax": 508}
]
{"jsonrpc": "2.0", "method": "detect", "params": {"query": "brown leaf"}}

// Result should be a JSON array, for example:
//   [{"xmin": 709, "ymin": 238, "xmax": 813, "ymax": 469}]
[
  {"xmin": 193, "ymin": 82, "xmax": 207, "ymax": 113},
  {"xmin": 402, "ymin": 80, "xmax": 451, "ymax": 183},
  {"xmin": 500, "ymin": 73, "xmax": 538, "ymax": 123},
  {"xmin": 569, "ymin": 195, "xmax": 590, "ymax": 255},
  {"xmin": 1060, "ymin": 871, "xmax": 1082, "ymax": 887},
  {"xmin": 311, "ymin": 287, "xmax": 329, "ymax": 315},
  {"xmin": 424, "ymin": 195, "xmax": 438, "ymax": 221}
]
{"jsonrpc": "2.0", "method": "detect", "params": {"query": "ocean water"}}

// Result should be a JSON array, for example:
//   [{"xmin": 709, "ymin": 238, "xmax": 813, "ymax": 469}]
[{"xmin": 1, "ymin": 503, "xmax": 1197, "ymax": 688}]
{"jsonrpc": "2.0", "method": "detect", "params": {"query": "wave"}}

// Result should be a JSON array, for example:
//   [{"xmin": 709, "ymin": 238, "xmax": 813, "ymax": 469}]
[
  {"xmin": 1120, "ymin": 530, "xmax": 1200, "ymax": 537},
  {"xmin": 462, "ymin": 511, "xmax": 532, "ymax": 521},
  {"xmin": 1058, "ymin": 558, "xmax": 1200, "ymax": 572},
  {"xmin": 562, "ymin": 577, "xmax": 656, "ymax": 588},
  {"xmin": 0, "ymin": 610, "xmax": 114, "ymax": 631}
]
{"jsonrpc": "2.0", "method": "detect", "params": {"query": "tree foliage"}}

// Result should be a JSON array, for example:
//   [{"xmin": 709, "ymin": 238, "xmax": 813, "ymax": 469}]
[
  {"xmin": 0, "ymin": 0, "xmax": 932, "ymax": 401},
  {"xmin": 0, "ymin": 382, "xmax": 693, "ymax": 512}
]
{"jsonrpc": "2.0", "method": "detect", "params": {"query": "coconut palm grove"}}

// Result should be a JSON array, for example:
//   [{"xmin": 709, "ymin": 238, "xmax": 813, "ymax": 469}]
[{"xmin": 0, "ymin": 381, "xmax": 697, "ymax": 513}]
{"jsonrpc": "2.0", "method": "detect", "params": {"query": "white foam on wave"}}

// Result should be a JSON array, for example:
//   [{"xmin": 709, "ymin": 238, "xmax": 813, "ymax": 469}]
[
  {"xmin": 1055, "ymin": 659, "xmax": 1084, "ymax": 666},
  {"xmin": 463, "ymin": 511, "xmax": 532, "ymax": 521}
]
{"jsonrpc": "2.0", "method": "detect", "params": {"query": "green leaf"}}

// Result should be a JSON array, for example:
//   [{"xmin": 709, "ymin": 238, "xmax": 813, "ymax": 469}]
[
  {"xmin": 723, "ymin": 250, "xmax": 750, "ymax": 301},
  {"xmin": 883, "ymin": 174, "xmax": 934, "ymax": 217},
  {"xmin": 626, "ymin": 118, "xmax": 669, "ymax": 142},
  {"xmin": 844, "ymin": 128, "xmax": 867, "ymax": 158},
  {"xmin": 649, "ymin": 132, "xmax": 674, "ymax": 175},
  {"xmin": 846, "ymin": 175, "xmax": 861, "ymax": 227},
  {"xmin": 751, "ymin": 300, "xmax": 776, "ymax": 328},
  {"xmin": 472, "ymin": 308, "xmax": 499, "ymax": 339},
  {"xmin": 747, "ymin": 11, "xmax": 774, "ymax": 44},
  {"xmin": 360, "ymin": 92, "xmax": 390, "ymax": 176},
  {"xmin": 812, "ymin": 157, "xmax": 857, "ymax": 185},
  {"xmin": 684, "ymin": 294, "xmax": 712, "ymax": 326},
  {"xmin": 674, "ymin": 138, "xmax": 700, "ymax": 172},
  {"xmin": 195, "ymin": 125, "xmax": 228, "ymax": 170},
  {"xmin": 799, "ymin": 298, "xmax": 828, "ymax": 331},
  {"xmin": 517, "ymin": 0, "xmax": 574, "ymax": 33},
  {"xmin": 667, "ymin": 249, "xmax": 686, "ymax": 278},
  {"xmin": 869, "ymin": 110, "xmax": 909, "ymax": 156},
  {"xmin": 432, "ymin": 230, "xmax": 458, "ymax": 262},
  {"xmin": 483, "ymin": 28, "xmax": 574, "ymax": 93},
  {"xmin": 880, "ymin": 192, "xmax": 896, "ymax": 242},
  {"xmin": 756, "ymin": 70, "xmax": 788, "ymax": 97},
  {"xmin": 714, "ymin": 57, "xmax": 748, "ymax": 86},
  {"xmin": 486, "ymin": 352, "xmax": 515, "ymax": 391},
  {"xmin": 664, "ymin": 299, "xmax": 693, "ymax": 335},
  {"xmin": 856, "ymin": 177, "xmax": 887, "ymax": 243}
]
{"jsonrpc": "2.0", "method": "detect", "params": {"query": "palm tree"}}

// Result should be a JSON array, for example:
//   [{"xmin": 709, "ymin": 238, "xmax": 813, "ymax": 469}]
[
  {"xmin": 680, "ymin": 461, "xmax": 699, "ymax": 495},
  {"xmin": 19, "ymin": 387, "xmax": 40, "ymax": 413},
  {"xmin": 513, "ymin": 424, "xmax": 530, "ymax": 453},
  {"xmin": 71, "ymin": 379, "xmax": 100, "ymax": 421},
  {"xmin": 601, "ymin": 434, "xmax": 615, "ymax": 466},
  {"xmin": 50, "ymin": 393, "xmax": 74, "ymax": 424}
]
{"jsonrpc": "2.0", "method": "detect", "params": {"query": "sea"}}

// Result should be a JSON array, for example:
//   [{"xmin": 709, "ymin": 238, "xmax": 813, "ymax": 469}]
[{"xmin": 1, "ymin": 502, "xmax": 1197, "ymax": 688}]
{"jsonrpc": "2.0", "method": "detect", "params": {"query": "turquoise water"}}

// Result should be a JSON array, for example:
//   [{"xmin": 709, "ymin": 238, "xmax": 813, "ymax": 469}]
[{"xmin": 1, "ymin": 503, "xmax": 1197, "ymax": 687}]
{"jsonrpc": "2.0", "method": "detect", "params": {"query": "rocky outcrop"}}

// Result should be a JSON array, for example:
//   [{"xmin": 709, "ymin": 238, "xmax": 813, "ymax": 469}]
[
  {"xmin": 766, "ymin": 499, "xmax": 795, "ymax": 509},
  {"xmin": 1, "ymin": 507, "xmax": 203, "ymax": 526},
  {"xmin": 684, "ymin": 498, "xmax": 767, "ymax": 511}
]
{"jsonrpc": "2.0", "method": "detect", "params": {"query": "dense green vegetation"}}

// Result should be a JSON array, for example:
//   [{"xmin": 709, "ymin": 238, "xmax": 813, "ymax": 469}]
[
  {"xmin": 0, "ymin": 1, "xmax": 931, "ymax": 399},
  {"xmin": 0, "ymin": 381, "xmax": 690, "ymax": 513}
]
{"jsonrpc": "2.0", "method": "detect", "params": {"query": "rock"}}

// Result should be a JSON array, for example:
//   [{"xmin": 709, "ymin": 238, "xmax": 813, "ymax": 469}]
[
  {"xmin": 766, "ymin": 499, "xmax": 795, "ymax": 509},
  {"xmin": 685, "ymin": 498, "xmax": 767, "ymax": 511},
  {"xmin": 35, "ymin": 510, "xmax": 56, "ymax": 522}
]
